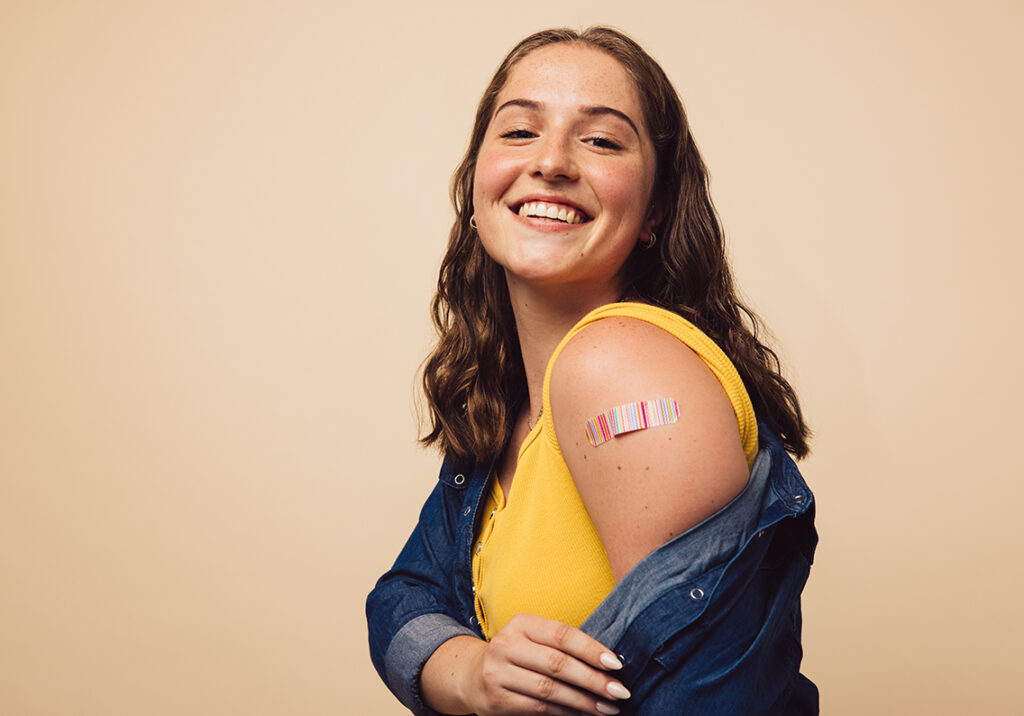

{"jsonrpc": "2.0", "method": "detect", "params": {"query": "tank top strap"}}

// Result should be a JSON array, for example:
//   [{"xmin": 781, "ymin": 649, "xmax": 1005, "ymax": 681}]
[{"xmin": 541, "ymin": 302, "xmax": 759, "ymax": 467}]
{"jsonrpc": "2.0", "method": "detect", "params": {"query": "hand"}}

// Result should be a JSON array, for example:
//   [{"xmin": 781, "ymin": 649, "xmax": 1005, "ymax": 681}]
[{"xmin": 464, "ymin": 613, "xmax": 630, "ymax": 716}]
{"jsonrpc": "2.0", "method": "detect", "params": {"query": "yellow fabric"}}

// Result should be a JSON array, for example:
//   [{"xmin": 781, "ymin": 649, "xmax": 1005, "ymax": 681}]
[{"xmin": 472, "ymin": 302, "xmax": 759, "ymax": 639}]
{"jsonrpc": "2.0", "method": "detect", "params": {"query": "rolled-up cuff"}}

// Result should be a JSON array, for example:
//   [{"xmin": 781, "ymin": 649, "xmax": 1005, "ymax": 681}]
[{"xmin": 384, "ymin": 612, "xmax": 477, "ymax": 715}]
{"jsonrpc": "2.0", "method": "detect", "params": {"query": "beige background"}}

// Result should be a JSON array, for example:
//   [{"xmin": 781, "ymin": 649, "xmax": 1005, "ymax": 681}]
[{"xmin": 2, "ymin": 1, "xmax": 1021, "ymax": 714}]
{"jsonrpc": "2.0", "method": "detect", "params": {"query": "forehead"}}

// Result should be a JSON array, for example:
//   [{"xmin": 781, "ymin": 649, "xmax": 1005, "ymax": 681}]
[{"xmin": 498, "ymin": 43, "xmax": 643, "ymax": 120}]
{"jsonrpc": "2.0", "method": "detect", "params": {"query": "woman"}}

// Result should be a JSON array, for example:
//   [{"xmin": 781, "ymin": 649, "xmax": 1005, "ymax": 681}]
[{"xmin": 367, "ymin": 27, "xmax": 817, "ymax": 716}]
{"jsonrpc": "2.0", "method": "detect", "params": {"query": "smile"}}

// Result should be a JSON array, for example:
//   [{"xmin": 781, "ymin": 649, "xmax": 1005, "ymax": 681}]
[{"xmin": 514, "ymin": 201, "xmax": 590, "ymax": 225}]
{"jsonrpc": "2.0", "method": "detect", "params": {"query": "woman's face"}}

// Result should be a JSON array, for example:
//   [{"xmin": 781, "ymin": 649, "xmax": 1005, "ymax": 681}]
[{"xmin": 472, "ymin": 43, "xmax": 658, "ymax": 300}]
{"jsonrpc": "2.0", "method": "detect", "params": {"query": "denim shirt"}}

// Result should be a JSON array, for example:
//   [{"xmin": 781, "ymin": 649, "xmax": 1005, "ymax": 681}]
[{"xmin": 366, "ymin": 420, "xmax": 818, "ymax": 715}]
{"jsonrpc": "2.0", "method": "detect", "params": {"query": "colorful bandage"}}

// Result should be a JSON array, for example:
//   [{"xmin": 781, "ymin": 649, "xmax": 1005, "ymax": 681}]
[{"xmin": 584, "ymin": 397, "xmax": 681, "ymax": 447}]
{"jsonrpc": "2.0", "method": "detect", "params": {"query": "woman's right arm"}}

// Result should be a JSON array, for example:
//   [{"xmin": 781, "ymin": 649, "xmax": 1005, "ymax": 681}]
[
  {"xmin": 366, "ymin": 461, "xmax": 480, "ymax": 715},
  {"xmin": 421, "ymin": 615, "xmax": 630, "ymax": 716},
  {"xmin": 367, "ymin": 462, "xmax": 630, "ymax": 716}
]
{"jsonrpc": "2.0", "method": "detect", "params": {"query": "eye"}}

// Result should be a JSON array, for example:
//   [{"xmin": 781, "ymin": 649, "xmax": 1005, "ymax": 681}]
[
  {"xmin": 585, "ymin": 136, "xmax": 622, "ymax": 151},
  {"xmin": 500, "ymin": 129, "xmax": 535, "ymax": 140}
]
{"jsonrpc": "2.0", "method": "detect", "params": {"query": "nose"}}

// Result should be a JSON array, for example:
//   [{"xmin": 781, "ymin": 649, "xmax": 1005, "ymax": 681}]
[{"xmin": 531, "ymin": 135, "xmax": 578, "ymax": 181}]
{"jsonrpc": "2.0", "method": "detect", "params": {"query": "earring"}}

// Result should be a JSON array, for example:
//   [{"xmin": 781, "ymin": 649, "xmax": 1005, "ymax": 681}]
[
  {"xmin": 469, "ymin": 215, "xmax": 478, "ymax": 231},
  {"xmin": 639, "ymin": 231, "xmax": 656, "ymax": 250}
]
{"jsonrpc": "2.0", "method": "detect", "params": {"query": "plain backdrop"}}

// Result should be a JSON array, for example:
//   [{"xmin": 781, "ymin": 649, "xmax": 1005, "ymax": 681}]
[{"xmin": 2, "ymin": 1, "xmax": 1022, "ymax": 714}]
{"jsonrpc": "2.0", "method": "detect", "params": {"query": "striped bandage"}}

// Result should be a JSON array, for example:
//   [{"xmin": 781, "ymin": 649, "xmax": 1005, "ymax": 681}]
[{"xmin": 584, "ymin": 397, "xmax": 681, "ymax": 447}]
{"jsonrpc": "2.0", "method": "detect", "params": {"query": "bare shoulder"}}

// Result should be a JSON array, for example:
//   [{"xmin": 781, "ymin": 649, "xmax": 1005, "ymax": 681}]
[
  {"xmin": 549, "ymin": 316, "xmax": 740, "ymax": 452},
  {"xmin": 549, "ymin": 315, "xmax": 750, "ymax": 582}
]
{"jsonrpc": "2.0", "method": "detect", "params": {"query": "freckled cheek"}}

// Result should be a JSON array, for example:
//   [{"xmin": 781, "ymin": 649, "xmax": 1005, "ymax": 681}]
[
  {"xmin": 473, "ymin": 148, "xmax": 523, "ymax": 206},
  {"xmin": 591, "ymin": 164, "xmax": 654, "ymax": 214}
]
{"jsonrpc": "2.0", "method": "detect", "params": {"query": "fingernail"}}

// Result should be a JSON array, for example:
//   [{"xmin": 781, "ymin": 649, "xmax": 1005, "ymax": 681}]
[
  {"xmin": 607, "ymin": 681, "xmax": 631, "ymax": 700},
  {"xmin": 600, "ymin": 652, "xmax": 623, "ymax": 670},
  {"xmin": 596, "ymin": 701, "xmax": 621, "ymax": 715}
]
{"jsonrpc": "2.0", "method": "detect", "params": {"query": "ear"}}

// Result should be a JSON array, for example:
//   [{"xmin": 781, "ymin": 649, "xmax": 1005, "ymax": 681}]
[{"xmin": 642, "ymin": 203, "xmax": 664, "ymax": 235}]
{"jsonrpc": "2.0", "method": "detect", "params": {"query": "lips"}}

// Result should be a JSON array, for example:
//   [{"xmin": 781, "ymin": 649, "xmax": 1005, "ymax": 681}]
[{"xmin": 512, "ymin": 199, "xmax": 592, "ymax": 224}]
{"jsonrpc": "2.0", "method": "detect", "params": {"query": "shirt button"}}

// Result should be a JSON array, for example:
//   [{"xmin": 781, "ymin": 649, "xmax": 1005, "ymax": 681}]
[
  {"xmin": 489, "ymin": 510, "xmax": 496, "ymax": 519},
  {"xmin": 469, "ymin": 616, "xmax": 477, "ymax": 625},
  {"xmin": 454, "ymin": 474, "xmax": 465, "ymax": 485},
  {"xmin": 462, "ymin": 506, "xmax": 471, "ymax": 517},
  {"xmin": 690, "ymin": 587, "xmax": 705, "ymax": 601},
  {"xmin": 475, "ymin": 542, "xmax": 483, "ymax": 554}
]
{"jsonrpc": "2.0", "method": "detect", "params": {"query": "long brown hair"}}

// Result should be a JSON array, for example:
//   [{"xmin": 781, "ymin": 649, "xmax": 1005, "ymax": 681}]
[{"xmin": 421, "ymin": 27, "xmax": 810, "ymax": 463}]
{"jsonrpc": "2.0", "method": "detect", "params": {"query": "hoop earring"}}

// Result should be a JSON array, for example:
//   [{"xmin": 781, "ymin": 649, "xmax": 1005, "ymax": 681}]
[
  {"xmin": 640, "ymin": 231, "xmax": 656, "ymax": 250},
  {"xmin": 469, "ymin": 215, "xmax": 478, "ymax": 231}
]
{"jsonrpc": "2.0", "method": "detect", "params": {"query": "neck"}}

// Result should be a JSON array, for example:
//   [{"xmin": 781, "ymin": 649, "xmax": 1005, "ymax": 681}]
[{"xmin": 506, "ymin": 275, "xmax": 623, "ymax": 422}]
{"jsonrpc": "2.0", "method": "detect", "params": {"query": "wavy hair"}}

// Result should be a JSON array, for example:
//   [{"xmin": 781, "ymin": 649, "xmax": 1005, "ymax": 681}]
[{"xmin": 421, "ymin": 26, "xmax": 810, "ymax": 462}]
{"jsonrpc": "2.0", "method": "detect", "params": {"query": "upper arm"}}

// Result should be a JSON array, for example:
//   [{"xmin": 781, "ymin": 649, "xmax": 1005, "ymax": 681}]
[{"xmin": 549, "ymin": 317, "xmax": 750, "ymax": 582}]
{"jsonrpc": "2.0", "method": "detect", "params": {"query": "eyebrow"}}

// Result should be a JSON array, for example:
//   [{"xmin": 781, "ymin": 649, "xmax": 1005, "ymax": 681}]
[{"xmin": 493, "ymin": 99, "xmax": 641, "ymax": 139}]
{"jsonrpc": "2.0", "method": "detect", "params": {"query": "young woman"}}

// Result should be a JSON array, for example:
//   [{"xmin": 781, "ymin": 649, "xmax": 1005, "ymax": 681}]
[{"xmin": 367, "ymin": 27, "xmax": 818, "ymax": 716}]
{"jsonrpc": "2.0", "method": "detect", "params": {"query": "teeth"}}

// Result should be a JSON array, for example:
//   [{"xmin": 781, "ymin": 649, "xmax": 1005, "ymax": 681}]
[{"xmin": 517, "ymin": 201, "xmax": 586, "ymax": 224}]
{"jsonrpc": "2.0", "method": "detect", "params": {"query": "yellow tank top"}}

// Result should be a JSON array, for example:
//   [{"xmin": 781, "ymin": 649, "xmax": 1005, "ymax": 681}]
[{"xmin": 472, "ymin": 302, "xmax": 759, "ymax": 639}]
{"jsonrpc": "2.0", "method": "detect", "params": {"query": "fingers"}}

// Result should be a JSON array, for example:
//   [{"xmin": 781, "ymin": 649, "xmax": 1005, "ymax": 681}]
[
  {"xmin": 516, "ymin": 615, "xmax": 624, "ymax": 675},
  {"xmin": 477, "ymin": 614, "xmax": 629, "ymax": 715},
  {"xmin": 498, "ymin": 661, "xmax": 624, "ymax": 715},
  {"xmin": 474, "ymin": 652, "xmax": 593, "ymax": 715},
  {"xmin": 509, "ymin": 641, "xmax": 628, "ymax": 702},
  {"xmin": 474, "ymin": 682, "xmax": 585, "ymax": 716}
]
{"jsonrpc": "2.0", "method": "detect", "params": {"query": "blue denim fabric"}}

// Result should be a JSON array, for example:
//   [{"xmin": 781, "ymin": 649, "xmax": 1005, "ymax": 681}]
[{"xmin": 366, "ymin": 421, "xmax": 818, "ymax": 715}]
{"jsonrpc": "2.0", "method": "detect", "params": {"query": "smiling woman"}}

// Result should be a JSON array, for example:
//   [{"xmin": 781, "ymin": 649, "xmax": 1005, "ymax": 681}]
[
  {"xmin": 472, "ymin": 43, "xmax": 658, "ymax": 300},
  {"xmin": 367, "ymin": 26, "xmax": 817, "ymax": 716}
]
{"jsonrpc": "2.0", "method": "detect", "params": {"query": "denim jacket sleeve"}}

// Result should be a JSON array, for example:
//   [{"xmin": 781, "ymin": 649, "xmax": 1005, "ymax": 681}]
[
  {"xmin": 577, "ymin": 422, "xmax": 819, "ymax": 715},
  {"xmin": 366, "ymin": 457, "xmax": 486, "ymax": 716}
]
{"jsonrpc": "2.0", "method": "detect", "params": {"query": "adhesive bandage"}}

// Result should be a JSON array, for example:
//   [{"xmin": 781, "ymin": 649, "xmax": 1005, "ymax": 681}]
[{"xmin": 584, "ymin": 397, "xmax": 681, "ymax": 447}]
